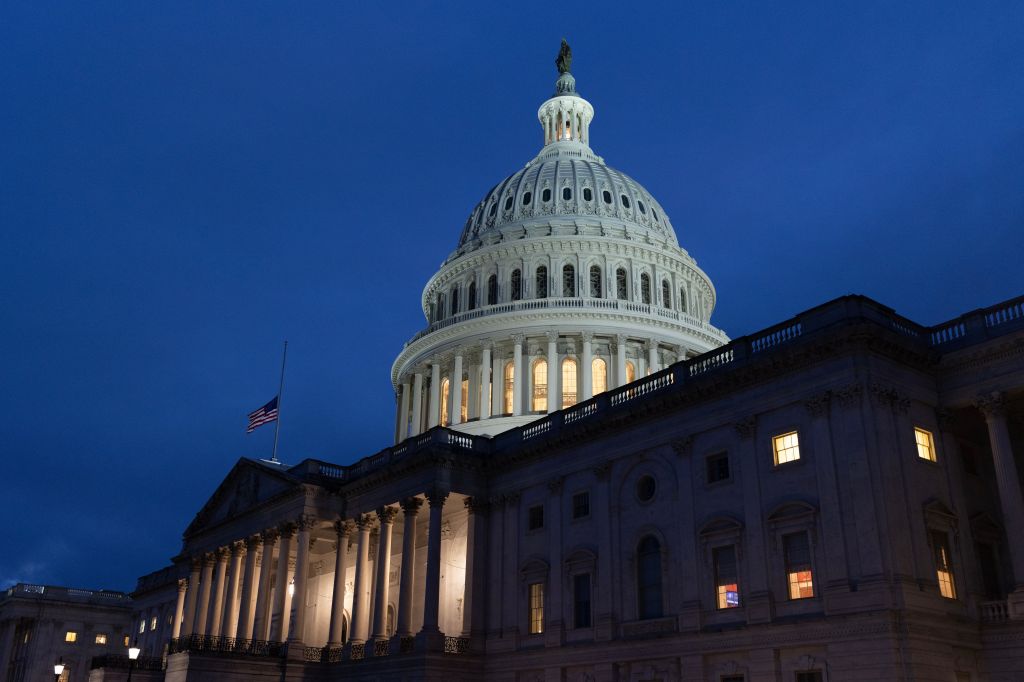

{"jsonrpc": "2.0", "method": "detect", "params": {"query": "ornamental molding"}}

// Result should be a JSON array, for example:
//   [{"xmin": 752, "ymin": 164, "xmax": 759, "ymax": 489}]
[
  {"xmin": 870, "ymin": 383, "xmax": 911, "ymax": 414},
  {"xmin": 974, "ymin": 391, "xmax": 1006, "ymax": 418},
  {"xmin": 804, "ymin": 391, "xmax": 831, "ymax": 417},
  {"xmin": 833, "ymin": 382, "xmax": 864, "ymax": 408}
]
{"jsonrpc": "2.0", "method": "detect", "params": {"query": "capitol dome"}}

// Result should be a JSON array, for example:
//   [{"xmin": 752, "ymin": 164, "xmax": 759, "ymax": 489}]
[{"xmin": 391, "ymin": 44, "xmax": 730, "ymax": 439}]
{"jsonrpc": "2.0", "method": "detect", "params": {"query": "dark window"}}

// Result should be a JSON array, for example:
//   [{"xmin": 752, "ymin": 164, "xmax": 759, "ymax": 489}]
[
  {"xmin": 636, "ymin": 475, "xmax": 656, "ymax": 502},
  {"xmin": 621, "ymin": 194, "xmax": 631, "ymax": 209},
  {"xmin": 573, "ymin": 574, "xmax": 592, "ymax": 628},
  {"xmin": 583, "ymin": 187, "xmax": 593, "ymax": 201},
  {"xmin": 487, "ymin": 275, "xmax": 497, "ymax": 305},
  {"xmin": 562, "ymin": 187, "xmax": 572, "ymax": 201},
  {"xmin": 638, "ymin": 200, "xmax": 646, "ymax": 214},
  {"xmin": 640, "ymin": 273, "xmax": 651, "ymax": 304},
  {"xmin": 528, "ymin": 504, "xmax": 544, "ymax": 530},
  {"xmin": 572, "ymin": 491, "xmax": 590, "ymax": 519},
  {"xmin": 436, "ymin": 294, "xmax": 445, "ymax": 321},
  {"xmin": 721, "ymin": 677, "xmax": 745, "ymax": 682},
  {"xmin": 706, "ymin": 453, "xmax": 730, "ymax": 483},
  {"xmin": 468, "ymin": 282, "xmax": 476, "ymax": 311},
  {"xmin": 713, "ymin": 545, "xmax": 740, "ymax": 608},
  {"xmin": 504, "ymin": 195, "xmax": 513, "ymax": 210},
  {"xmin": 784, "ymin": 532, "xmax": 814, "ymax": 599},
  {"xmin": 522, "ymin": 192, "xmax": 532, "ymax": 206},
  {"xmin": 616, "ymin": 268, "xmax": 628, "ymax": 300},
  {"xmin": 661, "ymin": 280, "xmax": 671, "ymax": 309},
  {"xmin": 602, "ymin": 190, "xmax": 612, "ymax": 204},
  {"xmin": 961, "ymin": 445, "xmax": 979, "ymax": 475},
  {"xmin": 511, "ymin": 269, "xmax": 522, "ymax": 301},
  {"xmin": 679, "ymin": 288, "xmax": 687, "ymax": 313},
  {"xmin": 589, "ymin": 265, "xmax": 602, "ymax": 298},
  {"xmin": 976, "ymin": 542, "xmax": 1001, "ymax": 599},
  {"xmin": 542, "ymin": 188, "xmax": 552, "ymax": 202},
  {"xmin": 489, "ymin": 202, "xmax": 497, "ymax": 217},
  {"xmin": 637, "ymin": 536, "xmax": 663, "ymax": 619},
  {"xmin": 563, "ymin": 264, "xmax": 576, "ymax": 297},
  {"xmin": 652, "ymin": 209, "xmax": 659, "ymax": 223},
  {"xmin": 536, "ymin": 266, "xmax": 548, "ymax": 298},
  {"xmin": 450, "ymin": 287, "xmax": 459, "ymax": 316},
  {"xmin": 795, "ymin": 674, "xmax": 823, "ymax": 682}
]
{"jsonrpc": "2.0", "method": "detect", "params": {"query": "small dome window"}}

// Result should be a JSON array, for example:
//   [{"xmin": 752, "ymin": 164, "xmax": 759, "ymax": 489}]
[
  {"xmin": 542, "ymin": 188, "xmax": 552, "ymax": 202},
  {"xmin": 522, "ymin": 192, "xmax": 532, "ymax": 206},
  {"xmin": 504, "ymin": 196, "xmax": 513, "ymax": 211},
  {"xmin": 636, "ymin": 475, "xmax": 657, "ymax": 502},
  {"xmin": 621, "ymin": 195, "xmax": 631, "ymax": 209},
  {"xmin": 562, "ymin": 187, "xmax": 572, "ymax": 201},
  {"xmin": 583, "ymin": 188, "xmax": 593, "ymax": 202},
  {"xmin": 489, "ymin": 202, "xmax": 497, "ymax": 217},
  {"xmin": 602, "ymin": 190, "xmax": 612, "ymax": 204},
  {"xmin": 638, "ymin": 201, "xmax": 646, "ymax": 215},
  {"xmin": 652, "ymin": 209, "xmax": 659, "ymax": 223}
]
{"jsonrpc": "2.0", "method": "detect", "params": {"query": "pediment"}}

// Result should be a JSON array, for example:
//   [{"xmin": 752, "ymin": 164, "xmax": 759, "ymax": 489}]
[
  {"xmin": 766, "ymin": 500, "xmax": 817, "ymax": 524},
  {"xmin": 184, "ymin": 459, "xmax": 300, "ymax": 538},
  {"xmin": 698, "ymin": 515, "xmax": 744, "ymax": 537}
]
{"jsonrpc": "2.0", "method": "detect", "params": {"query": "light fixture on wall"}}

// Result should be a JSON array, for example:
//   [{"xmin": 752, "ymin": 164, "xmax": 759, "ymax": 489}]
[
  {"xmin": 288, "ymin": 577, "xmax": 295, "ymax": 597},
  {"xmin": 53, "ymin": 657, "xmax": 64, "ymax": 681}
]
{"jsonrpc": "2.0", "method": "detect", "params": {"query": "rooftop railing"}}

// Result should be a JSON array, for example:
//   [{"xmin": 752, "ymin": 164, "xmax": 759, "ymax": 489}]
[{"xmin": 2, "ymin": 583, "xmax": 130, "ymax": 604}]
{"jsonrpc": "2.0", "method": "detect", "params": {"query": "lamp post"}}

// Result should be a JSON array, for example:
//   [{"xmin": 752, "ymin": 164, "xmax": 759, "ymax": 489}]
[
  {"xmin": 53, "ymin": 657, "xmax": 64, "ymax": 681},
  {"xmin": 127, "ymin": 638, "xmax": 141, "ymax": 682}
]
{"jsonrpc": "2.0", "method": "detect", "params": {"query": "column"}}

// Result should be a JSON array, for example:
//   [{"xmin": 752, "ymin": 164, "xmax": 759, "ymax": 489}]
[
  {"xmin": 288, "ymin": 516, "xmax": 315, "ymax": 643},
  {"xmin": 252, "ymin": 529, "xmax": 277, "ymax": 641},
  {"xmin": 397, "ymin": 380, "xmax": 411, "ymax": 443},
  {"xmin": 193, "ymin": 553, "xmax": 215, "ymax": 635},
  {"xmin": 581, "ymin": 332, "xmax": 593, "ymax": 400},
  {"xmin": 180, "ymin": 558, "xmax": 201, "ymax": 637},
  {"xmin": 615, "ymin": 334, "xmax": 627, "ymax": 387},
  {"xmin": 411, "ymin": 372, "xmax": 424, "ymax": 436},
  {"xmin": 977, "ymin": 393, "xmax": 1024, "ymax": 589},
  {"xmin": 270, "ymin": 523, "xmax": 295, "ymax": 642},
  {"xmin": 350, "ymin": 514, "xmax": 373, "ymax": 644},
  {"xmin": 462, "ymin": 498, "xmax": 489, "ymax": 647},
  {"xmin": 236, "ymin": 535, "xmax": 260, "ymax": 640},
  {"xmin": 647, "ymin": 339, "xmax": 659, "ymax": 374},
  {"xmin": 420, "ymin": 489, "xmax": 449, "ymax": 634},
  {"xmin": 221, "ymin": 541, "xmax": 244, "ymax": 638},
  {"xmin": 512, "ymin": 334, "xmax": 524, "ymax": 416},
  {"xmin": 396, "ymin": 498, "xmax": 423, "ymax": 637},
  {"xmin": 371, "ymin": 506, "xmax": 399, "ymax": 643},
  {"xmin": 208, "ymin": 548, "xmax": 229, "ymax": 637},
  {"xmin": 428, "ymin": 362, "xmax": 441, "ymax": 428},
  {"xmin": 451, "ymin": 354, "xmax": 464, "ymax": 424},
  {"xmin": 491, "ymin": 352, "xmax": 503, "ymax": 416},
  {"xmin": 327, "ymin": 520, "xmax": 354, "ymax": 647},
  {"xmin": 172, "ymin": 579, "xmax": 187, "ymax": 639},
  {"xmin": 546, "ymin": 331, "xmax": 558, "ymax": 413},
  {"xmin": 479, "ymin": 342, "xmax": 491, "ymax": 420}
]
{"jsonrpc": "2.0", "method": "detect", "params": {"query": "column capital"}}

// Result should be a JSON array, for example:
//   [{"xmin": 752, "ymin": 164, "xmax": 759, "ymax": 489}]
[
  {"xmin": 804, "ymin": 392, "xmax": 831, "ymax": 418},
  {"xmin": 733, "ymin": 416, "xmax": 756, "ymax": 439},
  {"xmin": 190, "ymin": 556, "xmax": 203, "ymax": 571},
  {"xmin": 401, "ymin": 497, "xmax": 424, "ymax": 515},
  {"xmin": 213, "ymin": 547, "xmax": 229, "ymax": 562},
  {"xmin": 333, "ymin": 519, "xmax": 356, "ymax": 538},
  {"xmin": 511, "ymin": 333, "xmax": 525, "ymax": 345},
  {"xmin": 936, "ymin": 408, "xmax": 956, "ymax": 430},
  {"xmin": 671, "ymin": 437, "xmax": 693, "ymax": 458},
  {"xmin": 479, "ymin": 338, "xmax": 493, "ymax": 351},
  {"xmin": 647, "ymin": 337, "xmax": 660, "ymax": 349},
  {"xmin": 230, "ymin": 540, "xmax": 246, "ymax": 556},
  {"xmin": 592, "ymin": 460, "xmax": 613, "ymax": 480},
  {"xmin": 975, "ymin": 391, "xmax": 1006, "ymax": 419},
  {"xmin": 295, "ymin": 514, "xmax": 318, "ymax": 532},
  {"xmin": 545, "ymin": 330, "xmax": 559, "ymax": 343},
  {"xmin": 246, "ymin": 534, "xmax": 262, "ymax": 550},
  {"xmin": 463, "ymin": 496, "xmax": 490, "ymax": 516},
  {"xmin": 177, "ymin": 578, "xmax": 188, "ymax": 593},
  {"xmin": 834, "ymin": 382, "xmax": 863, "ymax": 408},
  {"xmin": 548, "ymin": 476, "xmax": 564, "ymax": 494},
  {"xmin": 277, "ymin": 521, "xmax": 297, "ymax": 538},
  {"xmin": 355, "ymin": 513, "xmax": 375, "ymax": 530},
  {"xmin": 426, "ymin": 489, "xmax": 449, "ymax": 508},
  {"xmin": 615, "ymin": 333, "xmax": 628, "ymax": 344},
  {"xmin": 376, "ymin": 506, "xmax": 399, "ymax": 525},
  {"xmin": 581, "ymin": 331, "xmax": 594, "ymax": 343},
  {"xmin": 261, "ymin": 528, "xmax": 279, "ymax": 544}
]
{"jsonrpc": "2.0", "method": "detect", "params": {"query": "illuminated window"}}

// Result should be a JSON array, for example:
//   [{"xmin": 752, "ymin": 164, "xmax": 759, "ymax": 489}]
[
  {"xmin": 931, "ymin": 530, "xmax": 957, "ymax": 599},
  {"xmin": 65, "ymin": 631, "xmax": 77, "ymax": 643},
  {"xmin": 503, "ymin": 362, "xmax": 514, "ymax": 414},
  {"xmin": 661, "ymin": 280, "xmax": 671, "ymax": 308},
  {"xmin": 563, "ymin": 264, "xmax": 576, "ymax": 297},
  {"xmin": 535, "ymin": 266, "xmax": 548, "ymax": 298},
  {"xmin": 714, "ymin": 546, "xmax": 740, "ymax": 608},
  {"xmin": 784, "ymin": 532, "xmax": 814, "ymax": 599},
  {"xmin": 561, "ymin": 358, "xmax": 577, "ymax": 408},
  {"xmin": 589, "ymin": 265, "xmax": 602, "ymax": 298},
  {"xmin": 573, "ymin": 573, "xmax": 592, "ymax": 628},
  {"xmin": 439, "ymin": 378, "xmax": 450, "ymax": 427},
  {"xmin": 637, "ymin": 536, "xmax": 663, "ymax": 619},
  {"xmin": 528, "ymin": 504, "xmax": 544, "ymax": 530},
  {"xmin": 95, "ymin": 633, "xmax": 107, "ymax": 645},
  {"xmin": 626, "ymin": 361, "xmax": 636, "ymax": 383},
  {"xmin": 138, "ymin": 619, "xmax": 145, "ymax": 634},
  {"xmin": 460, "ymin": 378, "xmax": 468, "ymax": 422},
  {"xmin": 773, "ymin": 431, "xmax": 801, "ymax": 465},
  {"xmin": 528, "ymin": 582, "xmax": 545, "ymax": 634},
  {"xmin": 487, "ymin": 274, "xmax": 497, "ymax": 305},
  {"xmin": 58, "ymin": 668, "xmax": 70, "ymax": 682},
  {"xmin": 123, "ymin": 635, "xmax": 130, "ymax": 647},
  {"xmin": 510, "ymin": 269, "xmax": 522, "ymax": 301},
  {"xmin": 592, "ymin": 358, "xmax": 607, "ymax": 395},
  {"xmin": 150, "ymin": 616, "xmax": 157, "ymax": 631},
  {"xmin": 915, "ymin": 427, "xmax": 936, "ymax": 462},
  {"xmin": 532, "ymin": 360, "xmax": 547, "ymax": 412},
  {"xmin": 640, "ymin": 273, "xmax": 651, "ymax": 304}
]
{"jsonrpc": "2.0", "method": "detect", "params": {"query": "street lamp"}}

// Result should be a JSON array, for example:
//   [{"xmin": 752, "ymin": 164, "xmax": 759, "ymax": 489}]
[
  {"xmin": 126, "ymin": 638, "xmax": 141, "ymax": 682},
  {"xmin": 53, "ymin": 657, "xmax": 64, "ymax": 681}
]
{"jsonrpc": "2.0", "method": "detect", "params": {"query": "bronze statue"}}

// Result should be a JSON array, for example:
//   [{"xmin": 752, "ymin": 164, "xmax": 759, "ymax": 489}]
[{"xmin": 556, "ymin": 39, "xmax": 572, "ymax": 74}]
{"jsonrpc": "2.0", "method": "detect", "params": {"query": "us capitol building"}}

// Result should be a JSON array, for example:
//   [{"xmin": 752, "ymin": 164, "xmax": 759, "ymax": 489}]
[{"xmin": 2, "ymin": 44, "xmax": 1024, "ymax": 682}]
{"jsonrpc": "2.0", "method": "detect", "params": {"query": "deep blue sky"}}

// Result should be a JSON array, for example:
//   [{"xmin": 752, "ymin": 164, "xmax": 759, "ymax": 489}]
[{"xmin": 2, "ymin": 2, "xmax": 1022, "ymax": 592}]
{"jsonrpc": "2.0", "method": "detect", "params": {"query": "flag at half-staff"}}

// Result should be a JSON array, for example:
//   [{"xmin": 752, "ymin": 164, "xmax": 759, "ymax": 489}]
[{"xmin": 247, "ymin": 396, "xmax": 279, "ymax": 433}]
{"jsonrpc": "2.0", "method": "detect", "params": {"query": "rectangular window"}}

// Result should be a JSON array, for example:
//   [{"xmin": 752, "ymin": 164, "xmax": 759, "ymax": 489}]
[
  {"xmin": 65, "ymin": 631, "xmax": 77, "ymax": 643},
  {"xmin": 784, "ymin": 532, "xmax": 814, "ymax": 599},
  {"xmin": 573, "ymin": 573, "xmax": 592, "ymax": 628},
  {"xmin": 773, "ymin": 431, "xmax": 801, "ymax": 465},
  {"xmin": 528, "ymin": 582, "xmax": 545, "ymax": 634},
  {"xmin": 528, "ymin": 504, "xmax": 544, "ymax": 530},
  {"xmin": 95, "ymin": 633, "xmax": 107, "ymax": 645},
  {"xmin": 123, "ymin": 635, "xmax": 130, "ymax": 647},
  {"xmin": 795, "ymin": 673, "xmax": 823, "ymax": 682},
  {"xmin": 150, "ymin": 616, "xmax": 158, "ymax": 631},
  {"xmin": 706, "ymin": 452, "xmax": 730, "ymax": 483},
  {"xmin": 721, "ymin": 677, "xmax": 745, "ymax": 682},
  {"xmin": 713, "ymin": 545, "xmax": 740, "ymax": 608},
  {"xmin": 915, "ymin": 427, "xmax": 936, "ymax": 461},
  {"xmin": 931, "ymin": 530, "xmax": 957, "ymax": 599},
  {"xmin": 572, "ymin": 491, "xmax": 590, "ymax": 519},
  {"xmin": 138, "ymin": 619, "xmax": 146, "ymax": 634}
]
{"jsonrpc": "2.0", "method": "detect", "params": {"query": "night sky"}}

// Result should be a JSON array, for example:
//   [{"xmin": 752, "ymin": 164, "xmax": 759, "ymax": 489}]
[{"xmin": 2, "ymin": 2, "xmax": 1022, "ymax": 592}]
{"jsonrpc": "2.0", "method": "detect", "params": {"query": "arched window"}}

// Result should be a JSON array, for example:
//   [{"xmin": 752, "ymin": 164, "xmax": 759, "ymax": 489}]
[
  {"xmin": 511, "ymin": 269, "xmax": 522, "ymax": 301},
  {"xmin": 661, "ymin": 280, "xmax": 671, "ymax": 309},
  {"xmin": 637, "ymin": 536, "xmax": 663, "ymax": 619},
  {"xmin": 503, "ymin": 362, "xmax": 515, "ymax": 414},
  {"xmin": 542, "ymin": 188, "xmax": 552, "ymax": 202},
  {"xmin": 583, "ymin": 187, "xmax": 593, "ymax": 202},
  {"xmin": 621, "ymin": 194, "xmax": 631, "ymax": 209},
  {"xmin": 536, "ymin": 266, "xmax": 548, "ymax": 299},
  {"xmin": 341, "ymin": 615, "xmax": 348, "ymax": 644},
  {"xmin": 487, "ymin": 275, "xmax": 498, "ymax": 305},
  {"xmin": 386, "ymin": 605, "xmax": 395, "ymax": 637},
  {"xmin": 561, "ymin": 358, "xmax": 577, "ymax": 408},
  {"xmin": 679, "ymin": 287, "xmax": 687, "ymax": 313},
  {"xmin": 626, "ymin": 361, "xmax": 636, "ymax": 384},
  {"xmin": 461, "ymin": 378, "xmax": 469, "ymax": 423},
  {"xmin": 616, "ymin": 268, "xmax": 628, "ymax": 300},
  {"xmin": 592, "ymin": 358, "xmax": 607, "ymax": 395},
  {"xmin": 468, "ymin": 281, "xmax": 477, "ymax": 311},
  {"xmin": 640, "ymin": 274, "xmax": 651, "ymax": 305},
  {"xmin": 436, "ymin": 293, "xmax": 446, "ymax": 321},
  {"xmin": 589, "ymin": 265, "xmax": 602, "ymax": 298},
  {"xmin": 450, "ymin": 287, "xmax": 460, "ymax": 316},
  {"xmin": 562, "ymin": 187, "xmax": 572, "ymax": 201},
  {"xmin": 602, "ymin": 189, "xmax": 612, "ymax": 204},
  {"xmin": 440, "ymin": 378, "xmax": 450, "ymax": 427},
  {"xmin": 532, "ymin": 359, "xmax": 548, "ymax": 412},
  {"xmin": 562, "ymin": 264, "xmax": 576, "ymax": 297}
]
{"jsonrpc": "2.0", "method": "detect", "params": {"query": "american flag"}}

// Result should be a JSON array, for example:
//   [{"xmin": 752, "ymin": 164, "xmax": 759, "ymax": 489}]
[{"xmin": 247, "ymin": 396, "xmax": 279, "ymax": 433}]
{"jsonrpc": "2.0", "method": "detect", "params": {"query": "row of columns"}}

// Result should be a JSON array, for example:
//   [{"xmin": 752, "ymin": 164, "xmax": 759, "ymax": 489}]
[{"xmin": 397, "ymin": 333, "xmax": 676, "ymax": 441}]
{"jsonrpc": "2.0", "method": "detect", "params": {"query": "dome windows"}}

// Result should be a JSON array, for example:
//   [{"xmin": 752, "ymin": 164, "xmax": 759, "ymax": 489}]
[
  {"xmin": 562, "ymin": 187, "xmax": 572, "ymax": 201},
  {"xmin": 487, "ymin": 275, "xmax": 498, "ymax": 305},
  {"xmin": 679, "ymin": 287, "xmax": 687, "ymax": 313},
  {"xmin": 652, "ymin": 209, "xmax": 659, "ymax": 223},
  {"xmin": 602, "ymin": 190, "xmax": 612, "ymax": 204},
  {"xmin": 489, "ymin": 202, "xmax": 497, "ymax": 217},
  {"xmin": 522, "ymin": 192, "xmax": 532, "ymax": 206},
  {"xmin": 542, "ymin": 188, "xmax": 552, "ymax": 202},
  {"xmin": 511, "ymin": 269, "xmax": 522, "ymax": 301},
  {"xmin": 583, "ymin": 187, "xmax": 593, "ymax": 202},
  {"xmin": 589, "ymin": 265, "xmax": 602, "ymax": 298},
  {"xmin": 563, "ymin": 264, "xmax": 576, "ymax": 297},
  {"xmin": 536, "ymin": 266, "xmax": 548, "ymax": 298},
  {"xmin": 640, "ymin": 273, "xmax": 652, "ymax": 305},
  {"xmin": 616, "ymin": 268, "xmax": 628, "ymax": 300},
  {"xmin": 561, "ymin": 358, "xmax": 577, "ymax": 408},
  {"xmin": 504, "ymin": 196, "xmax": 514, "ymax": 211},
  {"xmin": 638, "ymin": 200, "xmax": 646, "ymax": 215},
  {"xmin": 450, "ymin": 287, "xmax": 460, "ymax": 316},
  {"xmin": 661, "ymin": 280, "xmax": 671, "ymax": 309},
  {"xmin": 468, "ymin": 281, "xmax": 477, "ymax": 311},
  {"xmin": 621, "ymin": 194, "xmax": 631, "ymax": 209},
  {"xmin": 532, "ymin": 359, "xmax": 548, "ymax": 412}
]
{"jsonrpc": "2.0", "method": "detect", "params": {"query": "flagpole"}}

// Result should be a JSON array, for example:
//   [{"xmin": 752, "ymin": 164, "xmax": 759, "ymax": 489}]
[{"xmin": 271, "ymin": 340, "xmax": 288, "ymax": 463}]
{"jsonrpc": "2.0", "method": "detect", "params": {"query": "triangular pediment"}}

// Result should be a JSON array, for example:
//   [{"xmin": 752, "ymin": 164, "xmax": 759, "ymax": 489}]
[{"xmin": 184, "ymin": 459, "xmax": 301, "ymax": 538}]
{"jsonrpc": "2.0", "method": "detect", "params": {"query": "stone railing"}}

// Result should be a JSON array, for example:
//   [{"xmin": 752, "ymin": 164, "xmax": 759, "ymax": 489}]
[
  {"xmin": 2, "ymin": 583, "xmax": 131, "ymax": 605},
  {"xmin": 443, "ymin": 636, "xmax": 470, "ymax": 654},
  {"xmin": 167, "ymin": 635, "xmax": 283, "ymax": 658},
  {"xmin": 980, "ymin": 599, "xmax": 1010, "ymax": 623},
  {"xmin": 89, "ymin": 655, "xmax": 165, "ymax": 671}
]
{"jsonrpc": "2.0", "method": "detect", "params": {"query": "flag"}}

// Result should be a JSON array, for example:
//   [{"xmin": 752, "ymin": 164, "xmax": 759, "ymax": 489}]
[{"xmin": 247, "ymin": 396, "xmax": 279, "ymax": 433}]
